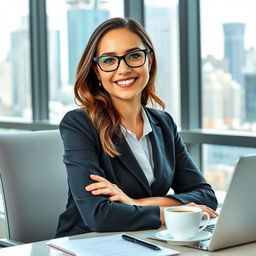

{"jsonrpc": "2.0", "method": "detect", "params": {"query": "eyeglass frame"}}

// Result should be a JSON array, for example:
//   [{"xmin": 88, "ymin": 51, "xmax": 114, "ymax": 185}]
[{"xmin": 93, "ymin": 49, "xmax": 150, "ymax": 72}]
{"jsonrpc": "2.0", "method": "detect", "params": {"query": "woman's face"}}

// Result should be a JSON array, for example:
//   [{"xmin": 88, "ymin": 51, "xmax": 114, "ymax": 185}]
[{"xmin": 94, "ymin": 28, "xmax": 153, "ymax": 106}]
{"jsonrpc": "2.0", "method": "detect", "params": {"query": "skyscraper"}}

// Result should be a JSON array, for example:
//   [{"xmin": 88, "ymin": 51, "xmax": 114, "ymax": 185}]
[
  {"xmin": 244, "ymin": 73, "xmax": 256, "ymax": 123},
  {"xmin": 66, "ymin": 0, "xmax": 109, "ymax": 84},
  {"xmin": 10, "ymin": 17, "xmax": 31, "ymax": 118},
  {"xmin": 145, "ymin": 3, "xmax": 180, "ymax": 124},
  {"xmin": 0, "ymin": 61, "xmax": 12, "ymax": 116},
  {"xmin": 48, "ymin": 30, "xmax": 61, "ymax": 98},
  {"xmin": 223, "ymin": 23, "xmax": 245, "ymax": 87},
  {"xmin": 244, "ymin": 47, "xmax": 256, "ymax": 124},
  {"xmin": 202, "ymin": 60, "xmax": 241, "ymax": 130}
]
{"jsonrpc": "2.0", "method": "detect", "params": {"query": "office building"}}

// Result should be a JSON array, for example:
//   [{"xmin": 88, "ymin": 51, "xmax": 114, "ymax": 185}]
[
  {"xmin": 10, "ymin": 17, "xmax": 31, "ymax": 119},
  {"xmin": 244, "ymin": 73, "xmax": 256, "ymax": 123},
  {"xmin": 223, "ymin": 22, "xmax": 245, "ymax": 87},
  {"xmin": 48, "ymin": 30, "xmax": 61, "ymax": 98},
  {"xmin": 202, "ymin": 59, "xmax": 241, "ymax": 130},
  {"xmin": 244, "ymin": 47, "xmax": 256, "ymax": 124},
  {"xmin": 145, "ymin": 3, "xmax": 180, "ymax": 124},
  {"xmin": 66, "ymin": 0, "xmax": 110, "ymax": 84},
  {"xmin": 0, "ymin": 61, "xmax": 12, "ymax": 116}
]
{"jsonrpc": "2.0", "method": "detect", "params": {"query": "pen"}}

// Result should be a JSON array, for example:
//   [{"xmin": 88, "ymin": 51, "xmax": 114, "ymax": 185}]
[{"xmin": 122, "ymin": 234, "xmax": 161, "ymax": 251}]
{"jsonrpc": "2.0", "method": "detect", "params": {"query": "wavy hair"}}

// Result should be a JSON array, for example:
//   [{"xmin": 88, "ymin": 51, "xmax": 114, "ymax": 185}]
[{"xmin": 74, "ymin": 17, "xmax": 165, "ymax": 157}]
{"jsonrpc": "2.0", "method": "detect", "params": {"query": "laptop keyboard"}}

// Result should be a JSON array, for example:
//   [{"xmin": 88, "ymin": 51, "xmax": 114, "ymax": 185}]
[{"xmin": 203, "ymin": 224, "xmax": 215, "ymax": 233}]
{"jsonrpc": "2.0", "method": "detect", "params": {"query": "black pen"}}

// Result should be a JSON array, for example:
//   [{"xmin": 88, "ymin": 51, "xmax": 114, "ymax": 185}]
[{"xmin": 122, "ymin": 234, "xmax": 161, "ymax": 251}]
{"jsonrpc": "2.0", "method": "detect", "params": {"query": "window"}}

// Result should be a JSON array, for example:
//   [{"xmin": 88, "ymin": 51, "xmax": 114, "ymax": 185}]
[
  {"xmin": 46, "ymin": 0, "xmax": 124, "ymax": 123},
  {"xmin": 201, "ymin": 0, "xmax": 256, "ymax": 132},
  {"xmin": 0, "ymin": 0, "xmax": 31, "ymax": 121},
  {"xmin": 203, "ymin": 144, "xmax": 256, "ymax": 202},
  {"xmin": 200, "ymin": 0, "xmax": 256, "ymax": 202},
  {"xmin": 144, "ymin": 0, "xmax": 180, "ymax": 126}
]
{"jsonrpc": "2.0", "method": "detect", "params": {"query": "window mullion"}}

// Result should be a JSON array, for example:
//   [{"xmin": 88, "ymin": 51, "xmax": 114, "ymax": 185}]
[
  {"xmin": 124, "ymin": 0, "xmax": 144, "ymax": 26},
  {"xmin": 179, "ymin": 0, "xmax": 202, "ymax": 167},
  {"xmin": 29, "ymin": 0, "xmax": 49, "ymax": 122},
  {"xmin": 179, "ymin": 0, "xmax": 201, "ymax": 130}
]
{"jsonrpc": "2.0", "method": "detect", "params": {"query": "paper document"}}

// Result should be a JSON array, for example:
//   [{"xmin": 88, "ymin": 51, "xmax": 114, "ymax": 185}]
[{"xmin": 47, "ymin": 233, "xmax": 180, "ymax": 256}]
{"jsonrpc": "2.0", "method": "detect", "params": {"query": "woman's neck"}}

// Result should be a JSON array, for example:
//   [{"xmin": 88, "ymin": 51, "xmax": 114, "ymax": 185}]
[{"xmin": 113, "ymin": 100, "xmax": 144, "ymax": 139}]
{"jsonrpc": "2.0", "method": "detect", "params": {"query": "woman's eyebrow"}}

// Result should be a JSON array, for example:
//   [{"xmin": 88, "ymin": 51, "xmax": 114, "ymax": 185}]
[{"xmin": 100, "ymin": 47, "xmax": 142, "ymax": 56}]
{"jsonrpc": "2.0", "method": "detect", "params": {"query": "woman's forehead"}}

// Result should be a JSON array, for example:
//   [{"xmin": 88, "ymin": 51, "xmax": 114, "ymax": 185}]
[{"xmin": 96, "ymin": 28, "xmax": 145, "ymax": 55}]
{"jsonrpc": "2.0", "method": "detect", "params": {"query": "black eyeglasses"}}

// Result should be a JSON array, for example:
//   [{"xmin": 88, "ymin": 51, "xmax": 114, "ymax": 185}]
[{"xmin": 93, "ymin": 49, "xmax": 150, "ymax": 72}]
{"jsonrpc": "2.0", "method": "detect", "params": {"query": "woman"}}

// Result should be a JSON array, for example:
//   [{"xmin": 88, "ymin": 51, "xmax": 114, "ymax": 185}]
[{"xmin": 56, "ymin": 17, "xmax": 218, "ymax": 238}]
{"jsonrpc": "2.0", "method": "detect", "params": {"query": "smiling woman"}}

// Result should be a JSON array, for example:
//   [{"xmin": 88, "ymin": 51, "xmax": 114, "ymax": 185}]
[{"xmin": 55, "ymin": 17, "xmax": 218, "ymax": 238}]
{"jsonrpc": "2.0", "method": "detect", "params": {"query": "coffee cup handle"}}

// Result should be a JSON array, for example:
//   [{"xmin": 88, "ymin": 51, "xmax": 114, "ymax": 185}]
[{"xmin": 199, "ymin": 212, "xmax": 210, "ymax": 232}]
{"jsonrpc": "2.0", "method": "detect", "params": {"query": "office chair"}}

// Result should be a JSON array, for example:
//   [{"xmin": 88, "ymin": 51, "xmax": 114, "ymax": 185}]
[{"xmin": 0, "ymin": 130, "xmax": 68, "ymax": 245}]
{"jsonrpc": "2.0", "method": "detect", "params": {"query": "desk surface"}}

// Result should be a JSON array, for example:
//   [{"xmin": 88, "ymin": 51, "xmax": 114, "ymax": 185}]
[{"xmin": 0, "ymin": 229, "xmax": 255, "ymax": 256}]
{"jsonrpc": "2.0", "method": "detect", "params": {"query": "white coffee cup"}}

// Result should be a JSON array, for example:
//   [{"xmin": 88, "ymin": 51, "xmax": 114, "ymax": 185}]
[{"xmin": 164, "ymin": 206, "xmax": 210, "ymax": 240}]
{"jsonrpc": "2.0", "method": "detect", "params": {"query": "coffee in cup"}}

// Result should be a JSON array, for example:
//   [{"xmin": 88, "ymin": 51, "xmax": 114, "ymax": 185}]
[{"xmin": 164, "ymin": 206, "xmax": 210, "ymax": 240}]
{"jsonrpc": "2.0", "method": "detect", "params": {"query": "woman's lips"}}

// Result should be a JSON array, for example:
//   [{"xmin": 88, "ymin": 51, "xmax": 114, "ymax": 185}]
[{"xmin": 115, "ymin": 78, "xmax": 137, "ymax": 88}]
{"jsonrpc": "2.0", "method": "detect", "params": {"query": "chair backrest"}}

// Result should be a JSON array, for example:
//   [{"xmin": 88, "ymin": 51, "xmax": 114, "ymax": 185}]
[{"xmin": 0, "ymin": 130, "xmax": 68, "ymax": 243}]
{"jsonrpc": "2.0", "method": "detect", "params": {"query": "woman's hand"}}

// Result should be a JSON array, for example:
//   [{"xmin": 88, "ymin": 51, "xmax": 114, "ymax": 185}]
[
  {"xmin": 85, "ymin": 174, "xmax": 138, "ymax": 205},
  {"xmin": 186, "ymin": 202, "xmax": 218, "ymax": 218}
]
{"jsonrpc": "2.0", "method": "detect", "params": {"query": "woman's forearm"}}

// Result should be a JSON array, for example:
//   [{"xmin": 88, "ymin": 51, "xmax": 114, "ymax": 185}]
[
  {"xmin": 134, "ymin": 197, "xmax": 181, "ymax": 225},
  {"xmin": 134, "ymin": 196, "xmax": 182, "ymax": 207}
]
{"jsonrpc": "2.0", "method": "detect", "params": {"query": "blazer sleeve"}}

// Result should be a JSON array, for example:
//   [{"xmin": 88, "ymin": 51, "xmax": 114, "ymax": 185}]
[
  {"xmin": 162, "ymin": 112, "xmax": 218, "ymax": 210},
  {"xmin": 60, "ymin": 110, "xmax": 161, "ymax": 232}
]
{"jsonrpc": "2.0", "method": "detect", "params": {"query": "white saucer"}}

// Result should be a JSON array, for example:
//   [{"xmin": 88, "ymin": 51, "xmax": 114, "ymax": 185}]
[{"xmin": 155, "ymin": 230, "xmax": 212, "ymax": 245}]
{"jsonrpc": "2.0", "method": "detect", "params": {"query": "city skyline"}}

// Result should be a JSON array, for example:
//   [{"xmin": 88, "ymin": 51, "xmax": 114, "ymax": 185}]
[
  {"xmin": 1, "ymin": 0, "xmax": 256, "ymax": 61},
  {"xmin": 200, "ymin": 0, "xmax": 256, "ymax": 58},
  {"xmin": 0, "ymin": 0, "xmax": 255, "ymax": 130}
]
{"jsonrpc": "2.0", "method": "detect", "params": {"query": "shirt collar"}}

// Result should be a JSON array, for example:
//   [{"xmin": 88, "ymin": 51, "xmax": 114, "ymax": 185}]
[{"xmin": 141, "ymin": 107, "xmax": 152, "ymax": 136}]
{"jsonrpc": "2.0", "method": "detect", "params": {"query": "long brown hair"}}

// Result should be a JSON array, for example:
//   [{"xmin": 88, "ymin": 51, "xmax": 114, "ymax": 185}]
[{"xmin": 74, "ymin": 17, "xmax": 165, "ymax": 157}]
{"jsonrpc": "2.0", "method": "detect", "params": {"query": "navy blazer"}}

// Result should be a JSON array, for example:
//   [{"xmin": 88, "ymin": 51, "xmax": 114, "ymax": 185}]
[{"xmin": 56, "ymin": 107, "xmax": 217, "ymax": 238}]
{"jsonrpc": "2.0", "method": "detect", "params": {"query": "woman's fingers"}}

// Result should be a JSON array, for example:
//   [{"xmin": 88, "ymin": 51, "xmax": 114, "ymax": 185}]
[
  {"xmin": 85, "ymin": 181, "xmax": 109, "ymax": 191},
  {"xmin": 85, "ymin": 175, "xmax": 121, "ymax": 197},
  {"xmin": 198, "ymin": 205, "xmax": 218, "ymax": 218},
  {"xmin": 186, "ymin": 202, "xmax": 218, "ymax": 218},
  {"xmin": 85, "ymin": 174, "xmax": 114, "ymax": 191},
  {"xmin": 91, "ymin": 188, "xmax": 115, "ymax": 195},
  {"xmin": 89, "ymin": 174, "xmax": 109, "ymax": 182},
  {"xmin": 109, "ymin": 195, "xmax": 122, "ymax": 201},
  {"xmin": 85, "ymin": 182, "xmax": 119, "ymax": 196},
  {"xmin": 85, "ymin": 174, "xmax": 136, "ymax": 205}
]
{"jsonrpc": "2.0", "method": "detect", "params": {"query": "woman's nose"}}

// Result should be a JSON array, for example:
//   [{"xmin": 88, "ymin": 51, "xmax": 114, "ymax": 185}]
[{"xmin": 117, "ymin": 59, "xmax": 132, "ymax": 74}]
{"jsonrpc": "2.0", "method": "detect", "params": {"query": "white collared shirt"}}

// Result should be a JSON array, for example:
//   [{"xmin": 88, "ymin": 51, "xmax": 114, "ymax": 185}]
[{"xmin": 121, "ymin": 108, "xmax": 155, "ymax": 185}]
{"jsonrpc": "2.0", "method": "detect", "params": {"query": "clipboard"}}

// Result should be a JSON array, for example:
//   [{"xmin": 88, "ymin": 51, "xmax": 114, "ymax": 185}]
[{"xmin": 47, "ymin": 233, "xmax": 180, "ymax": 256}]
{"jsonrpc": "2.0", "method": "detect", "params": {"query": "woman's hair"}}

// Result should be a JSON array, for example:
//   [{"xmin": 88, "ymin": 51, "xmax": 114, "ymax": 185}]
[{"xmin": 74, "ymin": 17, "xmax": 165, "ymax": 157}]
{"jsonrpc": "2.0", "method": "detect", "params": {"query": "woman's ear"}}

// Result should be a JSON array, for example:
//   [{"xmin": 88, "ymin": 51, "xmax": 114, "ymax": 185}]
[
  {"xmin": 148, "ymin": 51, "xmax": 154, "ymax": 71},
  {"xmin": 92, "ymin": 64, "xmax": 100, "ymax": 78}
]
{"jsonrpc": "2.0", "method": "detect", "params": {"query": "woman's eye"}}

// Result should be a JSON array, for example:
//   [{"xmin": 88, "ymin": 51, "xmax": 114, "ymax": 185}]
[
  {"xmin": 129, "ymin": 52, "xmax": 142, "ymax": 59},
  {"xmin": 101, "ymin": 56, "xmax": 115, "ymax": 64}
]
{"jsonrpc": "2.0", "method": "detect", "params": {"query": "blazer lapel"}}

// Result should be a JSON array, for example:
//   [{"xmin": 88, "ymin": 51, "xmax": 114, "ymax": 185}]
[
  {"xmin": 115, "ymin": 136, "xmax": 152, "ymax": 195},
  {"xmin": 144, "ymin": 108, "xmax": 166, "ymax": 192}
]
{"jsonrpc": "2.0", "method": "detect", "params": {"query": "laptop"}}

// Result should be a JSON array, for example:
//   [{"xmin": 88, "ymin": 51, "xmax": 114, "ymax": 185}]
[{"xmin": 147, "ymin": 154, "xmax": 256, "ymax": 251}]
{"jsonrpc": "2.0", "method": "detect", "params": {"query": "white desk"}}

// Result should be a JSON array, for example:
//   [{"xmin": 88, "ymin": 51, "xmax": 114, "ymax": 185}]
[{"xmin": 0, "ymin": 229, "xmax": 255, "ymax": 256}]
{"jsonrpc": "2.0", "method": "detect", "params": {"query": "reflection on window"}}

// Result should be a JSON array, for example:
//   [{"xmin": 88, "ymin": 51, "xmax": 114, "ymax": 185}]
[
  {"xmin": 46, "ymin": 0, "xmax": 124, "ymax": 123},
  {"xmin": 201, "ymin": 0, "xmax": 256, "ymax": 132},
  {"xmin": 0, "ymin": 0, "xmax": 31, "ymax": 121},
  {"xmin": 144, "ymin": 0, "xmax": 180, "ymax": 127},
  {"xmin": 203, "ymin": 144, "xmax": 256, "ymax": 202}
]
